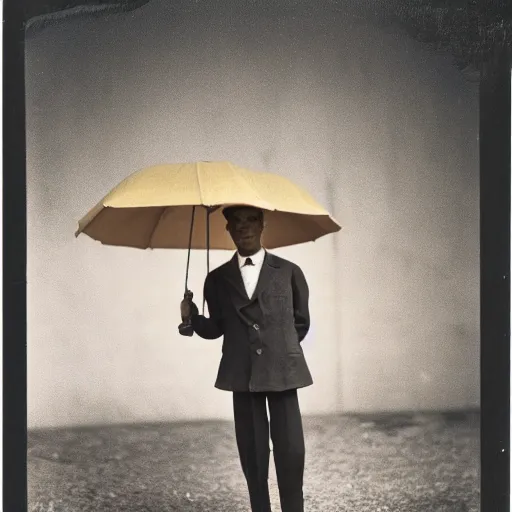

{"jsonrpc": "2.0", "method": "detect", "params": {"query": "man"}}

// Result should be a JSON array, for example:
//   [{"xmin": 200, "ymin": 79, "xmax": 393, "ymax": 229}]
[{"xmin": 180, "ymin": 205, "xmax": 313, "ymax": 512}]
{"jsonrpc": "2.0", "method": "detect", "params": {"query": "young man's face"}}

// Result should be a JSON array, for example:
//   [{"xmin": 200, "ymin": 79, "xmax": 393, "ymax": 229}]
[{"xmin": 226, "ymin": 207, "xmax": 264, "ymax": 255}]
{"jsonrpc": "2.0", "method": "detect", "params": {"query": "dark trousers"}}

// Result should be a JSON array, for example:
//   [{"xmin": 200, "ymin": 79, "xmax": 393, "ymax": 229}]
[{"xmin": 232, "ymin": 389, "xmax": 305, "ymax": 512}]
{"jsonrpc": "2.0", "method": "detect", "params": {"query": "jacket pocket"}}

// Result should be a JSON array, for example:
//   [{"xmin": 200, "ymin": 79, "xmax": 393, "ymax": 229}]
[
  {"xmin": 271, "ymin": 294, "xmax": 294, "ymax": 316},
  {"xmin": 285, "ymin": 328, "xmax": 302, "ymax": 355}
]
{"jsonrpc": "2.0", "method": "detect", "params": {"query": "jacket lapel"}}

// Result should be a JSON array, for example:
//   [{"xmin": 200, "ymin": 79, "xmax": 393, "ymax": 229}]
[
  {"xmin": 221, "ymin": 253, "xmax": 251, "ymax": 308},
  {"xmin": 252, "ymin": 251, "xmax": 280, "ymax": 301}
]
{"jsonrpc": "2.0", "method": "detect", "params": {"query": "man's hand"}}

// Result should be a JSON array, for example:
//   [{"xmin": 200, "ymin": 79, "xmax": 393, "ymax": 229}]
[{"xmin": 180, "ymin": 290, "xmax": 198, "ymax": 321}]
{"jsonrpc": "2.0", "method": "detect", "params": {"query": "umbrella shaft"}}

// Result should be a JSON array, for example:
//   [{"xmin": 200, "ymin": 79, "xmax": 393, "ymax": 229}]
[
  {"xmin": 184, "ymin": 205, "xmax": 211, "ymax": 317},
  {"xmin": 184, "ymin": 206, "xmax": 196, "ymax": 293},
  {"xmin": 203, "ymin": 208, "xmax": 210, "ymax": 315}
]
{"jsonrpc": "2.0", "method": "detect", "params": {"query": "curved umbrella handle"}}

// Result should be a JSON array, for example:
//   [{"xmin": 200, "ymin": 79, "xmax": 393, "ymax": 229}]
[{"xmin": 178, "ymin": 289, "xmax": 195, "ymax": 337}]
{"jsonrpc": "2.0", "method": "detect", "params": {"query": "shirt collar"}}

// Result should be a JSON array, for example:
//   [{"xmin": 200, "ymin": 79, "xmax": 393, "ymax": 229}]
[{"xmin": 237, "ymin": 247, "xmax": 266, "ymax": 268}]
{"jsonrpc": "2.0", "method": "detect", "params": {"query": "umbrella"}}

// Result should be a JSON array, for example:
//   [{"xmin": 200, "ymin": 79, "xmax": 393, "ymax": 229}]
[
  {"xmin": 75, "ymin": 161, "xmax": 342, "ymax": 332},
  {"xmin": 75, "ymin": 161, "xmax": 340, "ymax": 249}
]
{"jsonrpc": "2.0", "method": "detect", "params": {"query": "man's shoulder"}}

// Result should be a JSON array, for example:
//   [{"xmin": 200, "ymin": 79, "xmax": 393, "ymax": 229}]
[
  {"xmin": 205, "ymin": 252, "xmax": 303, "ymax": 276},
  {"xmin": 266, "ymin": 252, "xmax": 302, "ymax": 271},
  {"xmin": 205, "ymin": 260, "xmax": 231, "ymax": 280}
]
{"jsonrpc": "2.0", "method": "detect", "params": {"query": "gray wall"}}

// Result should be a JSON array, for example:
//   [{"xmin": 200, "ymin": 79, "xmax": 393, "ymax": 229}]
[{"xmin": 25, "ymin": 0, "xmax": 479, "ymax": 429}]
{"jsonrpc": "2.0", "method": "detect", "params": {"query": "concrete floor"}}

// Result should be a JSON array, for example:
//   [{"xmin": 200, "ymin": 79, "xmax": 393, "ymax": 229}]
[{"xmin": 28, "ymin": 411, "xmax": 479, "ymax": 512}]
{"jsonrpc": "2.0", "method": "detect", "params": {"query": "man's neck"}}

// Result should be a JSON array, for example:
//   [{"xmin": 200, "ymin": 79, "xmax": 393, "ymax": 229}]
[{"xmin": 238, "ymin": 246, "xmax": 263, "ymax": 257}]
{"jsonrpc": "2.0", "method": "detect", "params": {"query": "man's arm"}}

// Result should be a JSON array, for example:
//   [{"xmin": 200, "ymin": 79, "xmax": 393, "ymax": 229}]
[
  {"xmin": 291, "ymin": 264, "xmax": 310, "ymax": 342},
  {"xmin": 190, "ymin": 273, "xmax": 224, "ymax": 340}
]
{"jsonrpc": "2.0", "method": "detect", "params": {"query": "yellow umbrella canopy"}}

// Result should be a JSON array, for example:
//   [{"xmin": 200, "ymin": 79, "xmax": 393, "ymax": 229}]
[{"xmin": 75, "ymin": 161, "xmax": 341, "ymax": 250}]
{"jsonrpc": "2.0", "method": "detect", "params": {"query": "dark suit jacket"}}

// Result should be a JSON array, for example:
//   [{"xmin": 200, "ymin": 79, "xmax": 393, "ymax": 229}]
[{"xmin": 191, "ymin": 251, "xmax": 313, "ymax": 392}]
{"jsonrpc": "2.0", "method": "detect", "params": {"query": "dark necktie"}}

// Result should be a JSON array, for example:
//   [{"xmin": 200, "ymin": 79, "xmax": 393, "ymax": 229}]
[{"xmin": 243, "ymin": 257, "xmax": 254, "ymax": 267}]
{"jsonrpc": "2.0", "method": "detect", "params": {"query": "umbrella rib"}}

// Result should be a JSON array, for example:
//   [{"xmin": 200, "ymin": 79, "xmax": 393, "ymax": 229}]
[
  {"xmin": 147, "ymin": 206, "xmax": 167, "ymax": 248},
  {"xmin": 196, "ymin": 162, "xmax": 204, "ymax": 205},
  {"xmin": 285, "ymin": 212, "xmax": 319, "ymax": 243},
  {"xmin": 301, "ymin": 213, "xmax": 340, "ymax": 240}
]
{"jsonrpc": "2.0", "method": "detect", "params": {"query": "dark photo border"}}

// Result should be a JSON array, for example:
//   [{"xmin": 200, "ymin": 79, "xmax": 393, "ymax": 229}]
[{"xmin": 4, "ymin": 1, "xmax": 510, "ymax": 510}]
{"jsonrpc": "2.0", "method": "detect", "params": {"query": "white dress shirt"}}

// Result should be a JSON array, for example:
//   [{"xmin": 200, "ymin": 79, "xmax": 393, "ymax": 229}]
[{"xmin": 237, "ymin": 247, "xmax": 265, "ymax": 299}]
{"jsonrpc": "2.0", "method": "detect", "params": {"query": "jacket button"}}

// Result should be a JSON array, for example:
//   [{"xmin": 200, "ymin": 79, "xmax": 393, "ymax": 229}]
[
  {"xmin": 256, "ymin": 348, "xmax": 262, "ymax": 355},
  {"xmin": 253, "ymin": 323, "xmax": 260, "ymax": 330}
]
